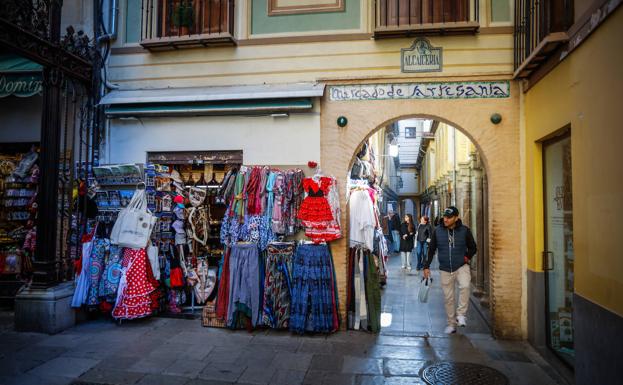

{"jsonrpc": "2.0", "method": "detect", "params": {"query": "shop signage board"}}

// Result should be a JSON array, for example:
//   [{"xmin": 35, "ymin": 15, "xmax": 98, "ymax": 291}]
[
  {"xmin": 0, "ymin": 74, "xmax": 42, "ymax": 98},
  {"xmin": 329, "ymin": 81, "xmax": 510, "ymax": 101},
  {"xmin": 401, "ymin": 38, "xmax": 442, "ymax": 73}
]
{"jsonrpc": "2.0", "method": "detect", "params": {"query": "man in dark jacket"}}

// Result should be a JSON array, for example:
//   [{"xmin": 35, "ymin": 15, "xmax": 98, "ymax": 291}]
[
  {"xmin": 423, "ymin": 206, "xmax": 477, "ymax": 334},
  {"xmin": 388, "ymin": 210, "xmax": 401, "ymax": 253}
]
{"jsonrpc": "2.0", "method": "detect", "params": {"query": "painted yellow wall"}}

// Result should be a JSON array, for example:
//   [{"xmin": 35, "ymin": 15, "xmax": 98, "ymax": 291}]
[{"xmin": 524, "ymin": 8, "xmax": 623, "ymax": 316}]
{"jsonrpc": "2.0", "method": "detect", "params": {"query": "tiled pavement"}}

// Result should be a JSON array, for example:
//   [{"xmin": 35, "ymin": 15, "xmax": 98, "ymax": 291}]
[{"xmin": 0, "ymin": 254, "xmax": 570, "ymax": 385}]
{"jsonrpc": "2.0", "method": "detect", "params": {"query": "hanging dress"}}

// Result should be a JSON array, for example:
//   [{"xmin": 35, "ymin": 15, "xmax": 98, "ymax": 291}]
[
  {"xmin": 112, "ymin": 248, "xmax": 157, "ymax": 320},
  {"xmin": 298, "ymin": 177, "xmax": 341, "ymax": 243},
  {"xmin": 86, "ymin": 238, "xmax": 110, "ymax": 306},
  {"xmin": 99, "ymin": 245, "xmax": 123, "ymax": 303}
]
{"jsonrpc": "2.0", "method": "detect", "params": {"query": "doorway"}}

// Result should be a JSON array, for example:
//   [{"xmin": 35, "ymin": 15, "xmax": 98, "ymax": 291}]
[
  {"xmin": 345, "ymin": 118, "xmax": 491, "ymax": 334},
  {"xmin": 542, "ymin": 131, "xmax": 574, "ymax": 367}
]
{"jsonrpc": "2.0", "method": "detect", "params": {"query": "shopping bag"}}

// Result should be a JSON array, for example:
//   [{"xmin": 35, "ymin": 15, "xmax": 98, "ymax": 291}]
[
  {"xmin": 110, "ymin": 189, "xmax": 145, "ymax": 245},
  {"xmin": 418, "ymin": 277, "xmax": 432, "ymax": 303},
  {"xmin": 113, "ymin": 189, "xmax": 156, "ymax": 248}
]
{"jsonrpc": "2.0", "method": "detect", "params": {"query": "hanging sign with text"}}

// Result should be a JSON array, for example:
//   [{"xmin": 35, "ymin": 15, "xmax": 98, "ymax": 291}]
[
  {"xmin": 401, "ymin": 38, "xmax": 442, "ymax": 73},
  {"xmin": 329, "ymin": 81, "xmax": 511, "ymax": 101}
]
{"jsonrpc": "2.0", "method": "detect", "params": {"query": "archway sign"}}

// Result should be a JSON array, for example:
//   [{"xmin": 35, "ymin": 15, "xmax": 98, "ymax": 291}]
[{"xmin": 321, "ymin": 79, "xmax": 522, "ymax": 339}]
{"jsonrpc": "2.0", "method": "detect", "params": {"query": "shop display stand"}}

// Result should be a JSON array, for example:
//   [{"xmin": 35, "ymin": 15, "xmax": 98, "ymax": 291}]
[
  {"xmin": 0, "ymin": 144, "xmax": 39, "ymax": 305},
  {"xmin": 147, "ymin": 162, "xmax": 236, "ymax": 322}
]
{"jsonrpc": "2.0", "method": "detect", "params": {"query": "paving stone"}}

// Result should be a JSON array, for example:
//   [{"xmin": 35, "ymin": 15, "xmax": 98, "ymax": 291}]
[
  {"xmin": 1, "ymin": 372, "xmax": 73, "ymax": 385},
  {"xmin": 238, "ymin": 347, "xmax": 277, "ymax": 369},
  {"xmin": 303, "ymin": 370, "xmax": 356, "ymax": 385},
  {"xmin": 14, "ymin": 346, "xmax": 68, "ymax": 362},
  {"xmin": 164, "ymin": 358, "xmax": 208, "ymax": 378},
  {"xmin": 383, "ymin": 359, "xmax": 427, "ymax": 377},
  {"xmin": 269, "ymin": 369, "xmax": 306, "ymax": 385},
  {"xmin": 426, "ymin": 335, "xmax": 474, "ymax": 350},
  {"xmin": 27, "ymin": 356, "xmax": 99, "ymax": 378},
  {"xmin": 269, "ymin": 351, "xmax": 313, "ymax": 371},
  {"xmin": 185, "ymin": 379, "xmax": 234, "ymax": 385},
  {"xmin": 332, "ymin": 342, "xmax": 369, "ymax": 357},
  {"xmin": 310, "ymin": 354, "xmax": 344, "ymax": 372},
  {"xmin": 76, "ymin": 368, "xmax": 145, "ymax": 385},
  {"xmin": 204, "ymin": 346, "xmax": 243, "ymax": 364},
  {"xmin": 35, "ymin": 334, "xmax": 91, "ymax": 349},
  {"xmin": 375, "ymin": 336, "xmax": 429, "ymax": 347},
  {"xmin": 129, "ymin": 357, "xmax": 172, "ymax": 374},
  {"xmin": 198, "ymin": 362, "xmax": 244, "ymax": 382},
  {"xmin": 382, "ymin": 377, "xmax": 426, "ymax": 385},
  {"xmin": 432, "ymin": 348, "xmax": 489, "ymax": 363},
  {"xmin": 0, "ymin": 357, "xmax": 45, "ymax": 375},
  {"xmin": 237, "ymin": 366, "xmax": 277, "ymax": 385},
  {"xmin": 136, "ymin": 373, "xmax": 190, "ymax": 385},
  {"xmin": 356, "ymin": 375, "xmax": 385, "ymax": 385},
  {"xmin": 297, "ymin": 339, "xmax": 333, "ymax": 354},
  {"xmin": 92, "ymin": 355, "xmax": 139, "ymax": 371},
  {"xmin": 341, "ymin": 356, "xmax": 383, "ymax": 375},
  {"xmin": 484, "ymin": 349, "xmax": 533, "ymax": 363},
  {"xmin": 367, "ymin": 345, "xmax": 436, "ymax": 361}
]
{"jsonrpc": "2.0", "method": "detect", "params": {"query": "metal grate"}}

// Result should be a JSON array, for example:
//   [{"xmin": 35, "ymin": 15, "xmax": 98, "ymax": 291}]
[{"xmin": 422, "ymin": 362, "xmax": 509, "ymax": 385}]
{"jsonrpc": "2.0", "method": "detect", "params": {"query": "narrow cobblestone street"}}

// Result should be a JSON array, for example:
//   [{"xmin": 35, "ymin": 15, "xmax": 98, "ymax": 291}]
[{"xmin": 0, "ymin": 254, "xmax": 567, "ymax": 385}]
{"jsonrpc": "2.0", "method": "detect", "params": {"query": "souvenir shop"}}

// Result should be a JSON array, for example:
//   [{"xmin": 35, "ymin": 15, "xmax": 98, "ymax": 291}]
[
  {"xmin": 0, "ymin": 53, "xmax": 43, "ymax": 303},
  {"xmin": 70, "ymin": 152, "xmax": 343, "ymax": 334},
  {"xmin": 346, "ymin": 140, "xmax": 388, "ymax": 333}
]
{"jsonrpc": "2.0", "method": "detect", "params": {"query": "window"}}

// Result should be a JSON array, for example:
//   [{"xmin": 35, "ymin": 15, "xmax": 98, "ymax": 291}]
[
  {"xmin": 140, "ymin": 0, "xmax": 235, "ymax": 50},
  {"xmin": 405, "ymin": 127, "xmax": 417, "ymax": 138},
  {"xmin": 490, "ymin": 0, "xmax": 511, "ymax": 23}
]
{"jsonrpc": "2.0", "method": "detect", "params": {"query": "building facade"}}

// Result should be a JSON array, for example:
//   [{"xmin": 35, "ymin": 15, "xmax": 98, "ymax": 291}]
[{"xmin": 98, "ymin": 1, "xmax": 622, "ymax": 382}]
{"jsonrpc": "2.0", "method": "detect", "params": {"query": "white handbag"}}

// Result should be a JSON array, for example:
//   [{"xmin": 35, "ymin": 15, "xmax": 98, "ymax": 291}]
[
  {"xmin": 418, "ymin": 277, "xmax": 432, "ymax": 303},
  {"xmin": 112, "ymin": 188, "xmax": 156, "ymax": 249}
]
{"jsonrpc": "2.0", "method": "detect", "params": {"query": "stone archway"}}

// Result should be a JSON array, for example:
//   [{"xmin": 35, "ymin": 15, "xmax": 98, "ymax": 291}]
[{"xmin": 320, "ymin": 80, "xmax": 522, "ymax": 339}]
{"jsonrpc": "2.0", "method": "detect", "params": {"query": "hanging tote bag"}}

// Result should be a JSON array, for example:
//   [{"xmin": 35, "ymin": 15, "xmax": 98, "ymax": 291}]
[
  {"xmin": 418, "ymin": 277, "xmax": 432, "ymax": 303},
  {"xmin": 110, "ymin": 188, "xmax": 145, "ymax": 245},
  {"xmin": 113, "ymin": 188, "xmax": 156, "ymax": 249}
]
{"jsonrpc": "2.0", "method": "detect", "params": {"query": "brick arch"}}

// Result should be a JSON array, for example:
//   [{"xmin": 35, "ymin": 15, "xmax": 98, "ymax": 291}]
[{"xmin": 320, "ymin": 82, "xmax": 522, "ymax": 339}]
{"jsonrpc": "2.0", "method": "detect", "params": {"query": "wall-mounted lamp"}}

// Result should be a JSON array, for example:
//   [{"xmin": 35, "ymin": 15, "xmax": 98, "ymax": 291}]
[
  {"xmin": 337, "ymin": 116, "xmax": 348, "ymax": 127},
  {"xmin": 490, "ymin": 113, "xmax": 502, "ymax": 125}
]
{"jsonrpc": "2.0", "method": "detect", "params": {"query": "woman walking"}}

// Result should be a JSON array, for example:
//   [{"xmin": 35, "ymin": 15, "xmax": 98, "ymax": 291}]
[
  {"xmin": 399, "ymin": 214, "xmax": 415, "ymax": 270},
  {"xmin": 414, "ymin": 216, "xmax": 432, "ymax": 272}
]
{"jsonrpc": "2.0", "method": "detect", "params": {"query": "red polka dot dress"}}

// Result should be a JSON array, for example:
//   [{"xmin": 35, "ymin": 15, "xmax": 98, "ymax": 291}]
[{"xmin": 112, "ymin": 248, "xmax": 157, "ymax": 320}]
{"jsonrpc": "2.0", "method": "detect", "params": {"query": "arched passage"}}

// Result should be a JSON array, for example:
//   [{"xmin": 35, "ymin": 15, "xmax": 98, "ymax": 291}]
[{"xmin": 320, "ymin": 81, "xmax": 522, "ymax": 339}]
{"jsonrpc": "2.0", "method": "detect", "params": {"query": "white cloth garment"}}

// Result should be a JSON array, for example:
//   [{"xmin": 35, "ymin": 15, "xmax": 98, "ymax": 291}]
[{"xmin": 349, "ymin": 189, "xmax": 376, "ymax": 250}]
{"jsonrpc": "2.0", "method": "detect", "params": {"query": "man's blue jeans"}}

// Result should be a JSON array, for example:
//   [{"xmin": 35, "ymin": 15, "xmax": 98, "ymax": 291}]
[
  {"xmin": 391, "ymin": 230, "xmax": 400, "ymax": 253},
  {"xmin": 415, "ymin": 240, "xmax": 428, "ymax": 270}
]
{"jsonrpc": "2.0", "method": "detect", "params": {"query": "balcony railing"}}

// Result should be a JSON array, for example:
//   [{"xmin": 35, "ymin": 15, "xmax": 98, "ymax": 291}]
[
  {"xmin": 374, "ymin": 0, "xmax": 479, "ymax": 38},
  {"xmin": 513, "ymin": 0, "xmax": 573, "ymax": 78},
  {"xmin": 140, "ymin": 0, "xmax": 235, "ymax": 50}
]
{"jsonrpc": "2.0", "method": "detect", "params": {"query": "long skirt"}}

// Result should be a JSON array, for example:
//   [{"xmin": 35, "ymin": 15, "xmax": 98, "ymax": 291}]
[
  {"xmin": 262, "ymin": 243, "xmax": 294, "ymax": 328},
  {"xmin": 289, "ymin": 244, "xmax": 338, "ymax": 334},
  {"xmin": 86, "ymin": 238, "xmax": 110, "ymax": 306},
  {"xmin": 227, "ymin": 243, "xmax": 261, "ymax": 327},
  {"xmin": 99, "ymin": 245, "xmax": 123, "ymax": 302}
]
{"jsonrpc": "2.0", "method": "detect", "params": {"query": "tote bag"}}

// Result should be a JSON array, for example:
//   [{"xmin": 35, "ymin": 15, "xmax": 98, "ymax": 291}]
[
  {"xmin": 110, "ymin": 189, "xmax": 145, "ymax": 245},
  {"xmin": 418, "ymin": 277, "xmax": 432, "ymax": 303},
  {"xmin": 112, "ymin": 189, "xmax": 156, "ymax": 249}
]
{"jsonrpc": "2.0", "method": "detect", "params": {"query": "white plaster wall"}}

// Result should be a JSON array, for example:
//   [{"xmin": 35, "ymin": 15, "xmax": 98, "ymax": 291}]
[
  {"xmin": 103, "ymin": 112, "xmax": 320, "ymax": 165},
  {"xmin": 399, "ymin": 170, "xmax": 418, "ymax": 194},
  {"xmin": 0, "ymin": 96, "xmax": 41, "ymax": 143}
]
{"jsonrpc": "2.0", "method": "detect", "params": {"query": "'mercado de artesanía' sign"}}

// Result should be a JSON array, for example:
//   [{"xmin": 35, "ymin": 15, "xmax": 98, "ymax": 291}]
[{"xmin": 329, "ymin": 81, "xmax": 510, "ymax": 101}]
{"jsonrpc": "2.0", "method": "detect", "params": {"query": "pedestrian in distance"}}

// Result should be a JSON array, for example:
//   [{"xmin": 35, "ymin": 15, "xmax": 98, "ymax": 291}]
[
  {"xmin": 414, "ymin": 216, "xmax": 432, "ymax": 272},
  {"xmin": 399, "ymin": 214, "xmax": 415, "ymax": 270},
  {"xmin": 389, "ymin": 210, "xmax": 401, "ymax": 253},
  {"xmin": 423, "ymin": 206, "xmax": 477, "ymax": 334}
]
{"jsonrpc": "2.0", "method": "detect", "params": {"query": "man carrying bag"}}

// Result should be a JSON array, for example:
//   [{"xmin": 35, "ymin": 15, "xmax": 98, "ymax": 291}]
[{"xmin": 423, "ymin": 206, "xmax": 477, "ymax": 334}]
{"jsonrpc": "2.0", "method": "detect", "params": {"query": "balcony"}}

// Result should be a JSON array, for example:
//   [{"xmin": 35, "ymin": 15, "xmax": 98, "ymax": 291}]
[
  {"xmin": 374, "ymin": 0, "xmax": 480, "ymax": 39},
  {"xmin": 140, "ymin": 0, "xmax": 235, "ymax": 51},
  {"xmin": 513, "ymin": 0, "xmax": 573, "ymax": 78}
]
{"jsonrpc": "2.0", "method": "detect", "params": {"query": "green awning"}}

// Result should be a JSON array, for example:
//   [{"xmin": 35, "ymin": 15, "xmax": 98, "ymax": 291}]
[
  {"xmin": 105, "ymin": 98, "xmax": 314, "ymax": 117},
  {"xmin": 0, "ymin": 54, "xmax": 42, "ymax": 73}
]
